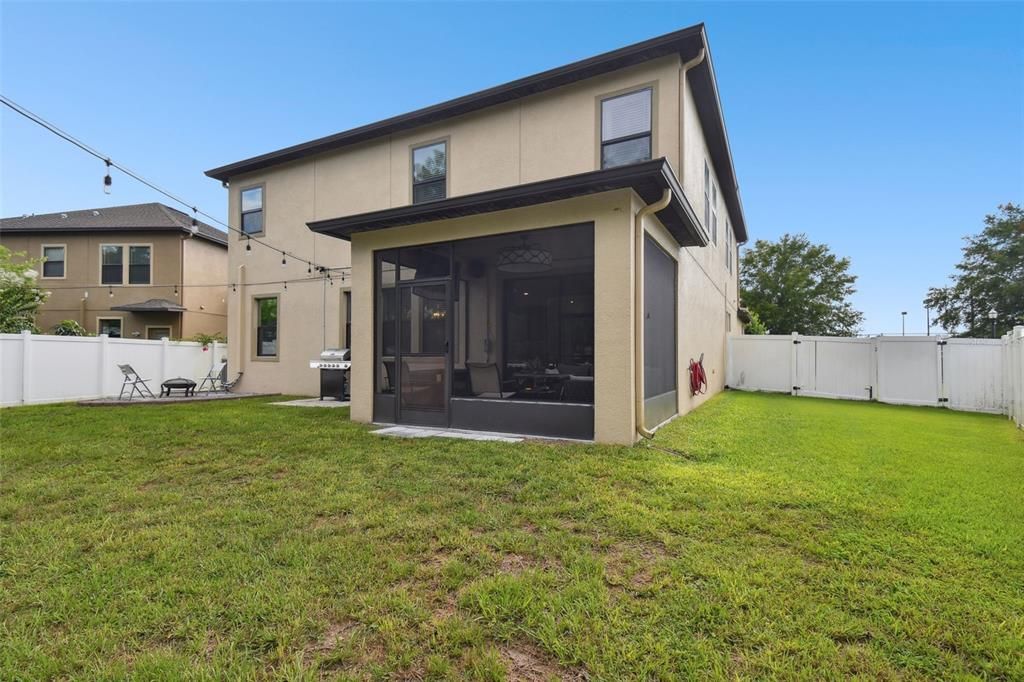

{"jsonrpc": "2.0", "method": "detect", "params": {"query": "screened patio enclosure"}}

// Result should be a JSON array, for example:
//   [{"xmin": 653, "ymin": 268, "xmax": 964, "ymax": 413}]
[{"xmin": 374, "ymin": 223, "xmax": 595, "ymax": 439}]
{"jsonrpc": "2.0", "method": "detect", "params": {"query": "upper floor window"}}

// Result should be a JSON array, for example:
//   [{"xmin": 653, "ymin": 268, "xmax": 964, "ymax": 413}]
[
  {"xmin": 101, "ymin": 244, "xmax": 151, "ymax": 285},
  {"xmin": 703, "ymin": 161, "xmax": 711, "ymax": 230},
  {"xmin": 41, "ymin": 245, "xmax": 65, "ymax": 278},
  {"xmin": 241, "ymin": 186, "xmax": 264, "ymax": 235},
  {"xmin": 725, "ymin": 221, "xmax": 733, "ymax": 272},
  {"xmin": 601, "ymin": 88, "xmax": 652, "ymax": 168},
  {"xmin": 711, "ymin": 183, "xmax": 718, "ymax": 245},
  {"xmin": 101, "ymin": 245, "xmax": 123, "ymax": 284},
  {"xmin": 412, "ymin": 141, "xmax": 447, "ymax": 204}
]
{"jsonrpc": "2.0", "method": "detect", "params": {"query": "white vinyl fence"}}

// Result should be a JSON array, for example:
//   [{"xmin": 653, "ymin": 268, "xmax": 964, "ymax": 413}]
[
  {"xmin": 728, "ymin": 327, "xmax": 1024, "ymax": 428},
  {"xmin": 0, "ymin": 331, "xmax": 228, "ymax": 406}
]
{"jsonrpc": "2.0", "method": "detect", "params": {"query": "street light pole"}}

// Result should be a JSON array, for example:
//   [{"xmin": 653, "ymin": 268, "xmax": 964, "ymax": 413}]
[
  {"xmin": 926, "ymin": 307, "xmax": 931, "ymax": 336},
  {"xmin": 988, "ymin": 308, "xmax": 997, "ymax": 338},
  {"xmin": 901, "ymin": 311, "xmax": 907, "ymax": 336}
]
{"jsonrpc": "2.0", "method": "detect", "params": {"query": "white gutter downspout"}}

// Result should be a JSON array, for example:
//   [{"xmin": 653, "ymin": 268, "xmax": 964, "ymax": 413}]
[
  {"xmin": 678, "ymin": 48, "xmax": 706, "ymax": 187},
  {"xmin": 634, "ymin": 188, "xmax": 673, "ymax": 440}
]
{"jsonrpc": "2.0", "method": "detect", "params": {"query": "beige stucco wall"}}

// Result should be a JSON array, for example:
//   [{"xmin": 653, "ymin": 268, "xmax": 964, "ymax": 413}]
[
  {"xmin": 219, "ymin": 52, "xmax": 744, "ymax": 429},
  {"xmin": 180, "ymin": 236, "xmax": 229, "ymax": 339}
]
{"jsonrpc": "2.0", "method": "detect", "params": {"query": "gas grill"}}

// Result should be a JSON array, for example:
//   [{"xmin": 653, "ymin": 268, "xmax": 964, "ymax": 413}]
[{"xmin": 309, "ymin": 348, "xmax": 351, "ymax": 400}]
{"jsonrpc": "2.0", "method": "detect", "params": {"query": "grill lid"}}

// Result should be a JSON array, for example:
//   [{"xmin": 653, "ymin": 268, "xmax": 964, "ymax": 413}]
[{"xmin": 320, "ymin": 348, "xmax": 350, "ymax": 361}]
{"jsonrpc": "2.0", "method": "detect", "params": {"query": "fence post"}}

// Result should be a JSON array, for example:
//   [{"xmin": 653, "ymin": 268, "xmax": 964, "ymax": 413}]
[
  {"xmin": 160, "ymin": 337, "xmax": 169, "ymax": 383},
  {"xmin": 98, "ymin": 333, "xmax": 109, "ymax": 397},
  {"xmin": 211, "ymin": 340, "xmax": 220, "ymax": 373},
  {"xmin": 790, "ymin": 332, "xmax": 800, "ymax": 396},
  {"xmin": 20, "ymin": 330, "xmax": 32, "ymax": 405}
]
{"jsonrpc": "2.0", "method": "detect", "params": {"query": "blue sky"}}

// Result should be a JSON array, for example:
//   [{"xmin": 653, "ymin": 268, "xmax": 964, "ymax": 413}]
[{"xmin": 2, "ymin": 1, "xmax": 1021, "ymax": 334}]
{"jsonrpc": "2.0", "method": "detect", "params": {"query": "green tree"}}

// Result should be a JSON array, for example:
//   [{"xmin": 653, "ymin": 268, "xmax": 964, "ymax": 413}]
[
  {"xmin": 924, "ymin": 203, "xmax": 1023, "ymax": 338},
  {"xmin": 0, "ymin": 246, "xmax": 49, "ymax": 333},
  {"xmin": 740, "ymin": 233, "xmax": 863, "ymax": 336},
  {"xmin": 744, "ymin": 309, "xmax": 768, "ymax": 335}
]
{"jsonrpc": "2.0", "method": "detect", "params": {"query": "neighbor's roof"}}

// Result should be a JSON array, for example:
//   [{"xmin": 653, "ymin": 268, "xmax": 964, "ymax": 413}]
[
  {"xmin": 110, "ymin": 298, "xmax": 186, "ymax": 313},
  {"xmin": 205, "ymin": 23, "xmax": 747, "ymax": 242},
  {"xmin": 0, "ymin": 203, "xmax": 228, "ymax": 246}
]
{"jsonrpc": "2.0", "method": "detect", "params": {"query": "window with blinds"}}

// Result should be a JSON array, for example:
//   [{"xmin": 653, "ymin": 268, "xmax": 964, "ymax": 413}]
[
  {"xmin": 600, "ymin": 88, "xmax": 652, "ymax": 168},
  {"xmin": 412, "ymin": 141, "xmax": 447, "ymax": 204}
]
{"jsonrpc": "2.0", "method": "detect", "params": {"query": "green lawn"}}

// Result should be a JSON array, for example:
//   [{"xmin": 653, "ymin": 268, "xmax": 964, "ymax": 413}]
[{"xmin": 1, "ymin": 393, "xmax": 1021, "ymax": 680}]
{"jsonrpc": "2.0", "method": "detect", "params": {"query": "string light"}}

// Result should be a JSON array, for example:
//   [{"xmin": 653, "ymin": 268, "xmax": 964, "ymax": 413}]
[
  {"xmin": 0, "ymin": 95, "xmax": 326, "ymax": 273},
  {"xmin": 231, "ymin": 283, "xmax": 237, "ymax": 293},
  {"xmin": 283, "ymin": 281, "xmax": 287, "ymax": 291},
  {"xmin": 307, "ymin": 263, "xmax": 312, "ymax": 275},
  {"xmin": 190, "ymin": 208, "xmax": 199, "ymax": 235},
  {"xmin": 108, "ymin": 286, "xmax": 114, "ymax": 298},
  {"xmin": 281, "ymin": 254, "xmax": 287, "ymax": 267},
  {"xmin": 173, "ymin": 284, "xmax": 179, "ymax": 297},
  {"xmin": 245, "ymin": 237, "xmax": 252, "ymax": 253}
]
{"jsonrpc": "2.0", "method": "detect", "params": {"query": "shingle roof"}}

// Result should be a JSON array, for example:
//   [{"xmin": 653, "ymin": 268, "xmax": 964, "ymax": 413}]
[
  {"xmin": 111, "ymin": 296, "xmax": 187, "ymax": 313},
  {"xmin": 110, "ymin": 298, "xmax": 187, "ymax": 313},
  {"xmin": 0, "ymin": 203, "xmax": 228, "ymax": 246}
]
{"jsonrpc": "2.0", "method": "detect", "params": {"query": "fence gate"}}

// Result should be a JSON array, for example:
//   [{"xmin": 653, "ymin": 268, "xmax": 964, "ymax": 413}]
[{"xmin": 728, "ymin": 331, "xmax": 1018, "ymax": 422}]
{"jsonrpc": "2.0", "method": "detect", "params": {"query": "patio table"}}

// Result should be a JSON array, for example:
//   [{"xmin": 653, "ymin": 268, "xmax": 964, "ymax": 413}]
[{"xmin": 160, "ymin": 377, "xmax": 197, "ymax": 398}]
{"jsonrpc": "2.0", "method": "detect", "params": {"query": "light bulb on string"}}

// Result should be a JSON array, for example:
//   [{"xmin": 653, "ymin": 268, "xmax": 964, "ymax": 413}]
[
  {"xmin": 245, "ymin": 237, "xmax": 252, "ymax": 253},
  {"xmin": 231, "ymin": 283, "xmax": 237, "ymax": 293},
  {"xmin": 103, "ymin": 160, "xmax": 112, "ymax": 194},
  {"xmin": 307, "ymin": 263, "xmax": 312, "ymax": 275},
  {"xmin": 190, "ymin": 208, "xmax": 199, "ymax": 235},
  {"xmin": 108, "ymin": 286, "xmax": 114, "ymax": 298},
  {"xmin": 173, "ymin": 284, "xmax": 178, "ymax": 297},
  {"xmin": 281, "ymin": 254, "xmax": 287, "ymax": 267}
]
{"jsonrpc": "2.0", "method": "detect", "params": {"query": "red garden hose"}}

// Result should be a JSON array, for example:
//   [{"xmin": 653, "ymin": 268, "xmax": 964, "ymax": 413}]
[{"xmin": 689, "ymin": 353, "xmax": 707, "ymax": 396}]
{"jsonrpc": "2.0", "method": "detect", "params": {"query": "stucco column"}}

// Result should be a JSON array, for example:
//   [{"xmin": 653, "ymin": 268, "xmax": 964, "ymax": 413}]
[
  {"xmin": 593, "ymin": 202, "xmax": 637, "ymax": 444},
  {"xmin": 349, "ymin": 238, "xmax": 375, "ymax": 423}
]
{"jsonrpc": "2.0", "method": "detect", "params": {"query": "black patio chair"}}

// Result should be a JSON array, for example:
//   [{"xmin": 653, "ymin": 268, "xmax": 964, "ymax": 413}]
[
  {"xmin": 117, "ymin": 363, "xmax": 156, "ymax": 400},
  {"xmin": 467, "ymin": 362, "xmax": 518, "ymax": 399}
]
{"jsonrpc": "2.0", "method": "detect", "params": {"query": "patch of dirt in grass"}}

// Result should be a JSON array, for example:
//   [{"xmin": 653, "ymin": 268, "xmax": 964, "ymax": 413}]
[
  {"xmin": 309, "ymin": 513, "xmax": 352, "ymax": 530},
  {"xmin": 307, "ymin": 620, "xmax": 359, "ymax": 654},
  {"xmin": 603, "ymin": 541, "xmax": 669, "ymax": 590},
  {"xmin": 501, "ymin": 642, "xmax": 587, "ymax": 681}
]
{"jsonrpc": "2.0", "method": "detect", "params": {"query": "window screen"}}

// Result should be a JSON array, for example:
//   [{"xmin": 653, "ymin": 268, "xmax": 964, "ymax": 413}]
[
  {"xmin": 101, "ymin": 245, "xmax": 123, "ymax": 284},
  {"xmin": 601, "ymin": 89, "xmax": 652, "ymax": 168},
  {"xmin": 128, "ymin": 246, "xmax": 151, "ymax": 284},
  {"xmin": 42, "ymin": 246, "xmax": 65, "ymax": 278},
  {"xmin": 241, "ymin": 187, "xmax": 264, "ymax": 234},
  {"xmin": 412, "ymin": 142, "xmax": 446, "ymax": 203},
  {"xmin": 255, "ymin": 297, "xmax": 278, "ymax": 357}
]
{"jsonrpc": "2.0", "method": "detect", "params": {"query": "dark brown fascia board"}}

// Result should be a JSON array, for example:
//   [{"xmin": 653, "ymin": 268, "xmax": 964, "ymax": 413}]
[
  {"xmin": 208, "ymin": 23, "xmax": 747, "ymax": 243},
  {"xmin": 307, "ymin": 158, "xmax": 709, "ymax": 248},
  {"xmin": 204, "ymin": 24, "xmax": 705, "ymax": 182},
  {"xmin": 0, "ymin": 224, "xmax": 228, "ymax": 246}
]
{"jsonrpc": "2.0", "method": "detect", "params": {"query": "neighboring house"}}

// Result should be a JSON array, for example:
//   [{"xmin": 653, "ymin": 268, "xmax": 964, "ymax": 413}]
[
  {"xmin": 0, "ymin": 203, "xmax": 228, "ymax": 339},
  {"xmin": 205, "ymin": 23, "xmax": 746, "ymax": 443}
]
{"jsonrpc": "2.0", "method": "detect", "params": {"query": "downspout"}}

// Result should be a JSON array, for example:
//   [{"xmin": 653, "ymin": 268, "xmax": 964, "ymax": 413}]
[
  {"xmin": 678, "ymin": 48, "xmax": 706, "ymax": 187},
  {"xmin": 634, "ymin": 189, "xmax": 673, "ymax": 440}
]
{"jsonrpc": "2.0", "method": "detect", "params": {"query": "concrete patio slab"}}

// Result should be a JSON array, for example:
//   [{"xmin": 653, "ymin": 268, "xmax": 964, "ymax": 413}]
[
  {"xmin": 271, "ymin": 398, "xmax": 350, "ymax": 408},
  {"xmin": 79, "ymin": 393, "xmax": 273, "ymax": 406},
  {"xmin": 372, "ymin": 425, "xmax": 523, "ymax": 442}
]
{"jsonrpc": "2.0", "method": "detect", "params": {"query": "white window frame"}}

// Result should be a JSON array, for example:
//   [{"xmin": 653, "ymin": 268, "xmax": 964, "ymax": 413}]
[
  {"xmin": 99, "ymin": 243, "xmax": 152, "ymax": 286},
  {"xmin": 725, "ymin": 221, "xmax": 732, "ymax": 273},
  {"xmin": 96, "ymin": 316, "xmax": 124, "ymax": 338},
  {"xmin": 40, "ymin": 243, "xmax": 66, "ymax": 279}
]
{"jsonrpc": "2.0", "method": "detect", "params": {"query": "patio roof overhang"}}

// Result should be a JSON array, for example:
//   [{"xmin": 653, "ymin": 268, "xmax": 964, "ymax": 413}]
[
  {"xmin": 307, "ymin": 159, "xmax": 708, "ymax": 247},
  {"xmin": 110, "ymin": 298, "xmax": 186, "ymax": 313}
]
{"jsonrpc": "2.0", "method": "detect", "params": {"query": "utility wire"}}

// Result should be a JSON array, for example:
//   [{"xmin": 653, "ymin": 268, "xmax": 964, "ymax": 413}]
[{"xmin": 0, "ymin": 94, "xmax": 331, "ymax": 272}]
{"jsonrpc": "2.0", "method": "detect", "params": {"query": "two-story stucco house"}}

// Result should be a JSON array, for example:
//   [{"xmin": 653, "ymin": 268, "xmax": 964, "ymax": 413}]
[
  {"xmin": 0, "ymin": 203, "xmax": 228, "ymax": 339},
  {"xmin": 205, "ymin": 24, "xmax": 747, "ymax": 444}
]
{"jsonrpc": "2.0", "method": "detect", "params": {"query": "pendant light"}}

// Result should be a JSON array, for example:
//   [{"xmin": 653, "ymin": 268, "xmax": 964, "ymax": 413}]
[{"xmin": 496, "ymin": 234, "xmax": 552, "ymax": 273}]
